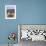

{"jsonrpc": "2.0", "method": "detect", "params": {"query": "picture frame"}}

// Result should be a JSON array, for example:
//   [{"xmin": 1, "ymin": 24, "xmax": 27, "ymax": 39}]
[
  {"xmin": 18, "ymin": 24, "xmax": 46, "ymax": 42},
  {"xmin": 5, "ymin": 5, "xmax": 16, "ymax": 19}
]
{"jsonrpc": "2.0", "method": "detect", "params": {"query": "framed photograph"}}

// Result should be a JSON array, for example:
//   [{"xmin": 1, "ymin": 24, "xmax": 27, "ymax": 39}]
[
  {"xmin": 5, "ymin": 5, "xmax": 16, "ymax": 19},
  {"xmin": 18, "ymin": 24, "xmax": 46, "ymax": 42}
]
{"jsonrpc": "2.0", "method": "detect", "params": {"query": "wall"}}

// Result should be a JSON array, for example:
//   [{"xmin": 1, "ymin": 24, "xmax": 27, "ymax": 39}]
[
  {"xmin": 0, "ymin": 0, "xmax": 17, "ymax": 44},
  {"xmin": 0, "ymin": 0, "xmax": 46, "ymax": 44},
  {"xmin": 16, "ymin": 0, "xmax": 46, "ymax": 24}
]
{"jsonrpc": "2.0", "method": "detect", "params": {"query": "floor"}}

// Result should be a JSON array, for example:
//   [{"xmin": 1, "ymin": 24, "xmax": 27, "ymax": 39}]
[
  {"xmin": 0, "ymin": 40, "xmax": 46, "ymax": 46},
  {"xmin": 19, "ymin": 39, "xmax": 46, "ymax": 46},
  {"xmin": 0, "ymin": 44, "xmax": 18, "ymax": 46}
]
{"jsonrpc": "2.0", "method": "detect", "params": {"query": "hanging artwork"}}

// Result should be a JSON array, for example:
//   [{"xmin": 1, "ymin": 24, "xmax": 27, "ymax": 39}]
[
  {"xmin": 18, "ymin": 24, "xmax": 46, "ymax": 41},
  {"xmin": 5, "ymin": 5, "xmax": 16, "ymax": 19}
]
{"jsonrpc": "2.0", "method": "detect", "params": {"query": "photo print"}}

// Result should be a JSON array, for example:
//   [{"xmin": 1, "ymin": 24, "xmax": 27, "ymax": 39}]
[{"xmin": 5, "ymin": 5, "xmax": 16, "ymax": 19}]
